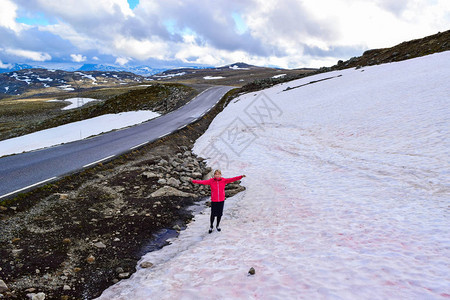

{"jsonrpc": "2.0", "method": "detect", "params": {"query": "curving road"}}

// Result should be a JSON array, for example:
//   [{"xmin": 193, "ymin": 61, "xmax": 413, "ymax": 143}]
[{"xmin": 0, "ymin": 85, "xmax": 234, "ymax": 199}]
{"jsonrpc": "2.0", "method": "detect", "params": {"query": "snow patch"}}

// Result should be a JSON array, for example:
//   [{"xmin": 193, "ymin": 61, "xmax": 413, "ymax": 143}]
[
  {"xmin": 272, "ymin": 74, "xmax": 286, "ymax": 79},
  {"xmin": 75, "ymin": 71, "xmax": 97, "ymax": 84},
  {"xmin": 47, "ymin": 97, "xmax": 100, "ymax": 110},
  {"xmin": 58, "ymin": 85, "xmax": 75, "ymax": 91},
  {"xmin": 154, "ymin": 72, "xmax": 186, "ymax": 78},
  {"xmin": 37, "ymin": 77, "xmax": 53, "ymax": 82},
  {"xmin": 203, "ymin": 76, "xmax": 224, "ymax": 80},
  {"xmin": 229, "ymin": 65, "xmax": 250, "ymax": 70},
  {"xmin": 0, "ymin": 110, "xmax": 161, "ymax": 157}
]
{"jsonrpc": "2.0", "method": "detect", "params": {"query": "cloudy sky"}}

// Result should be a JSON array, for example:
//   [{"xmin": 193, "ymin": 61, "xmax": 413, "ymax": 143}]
[{"xmin": 0, "ymin": 0, "xmax": 449, "ymax": 69}]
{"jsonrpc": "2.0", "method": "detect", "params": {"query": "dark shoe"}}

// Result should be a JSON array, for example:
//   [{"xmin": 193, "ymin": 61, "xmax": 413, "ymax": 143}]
[
  {"xmin": 208, "ymin": 227, "xmax": 213, "ymax": 234},
  {"xmin": 216, "ymin": 227, "xmax": 221, "ymax": 232}
]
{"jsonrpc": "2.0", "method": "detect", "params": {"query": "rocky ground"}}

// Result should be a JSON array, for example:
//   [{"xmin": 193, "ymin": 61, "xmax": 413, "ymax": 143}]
[{"xmin": 0, "ymin": 88, "xmax": 244, "ymax": 299}]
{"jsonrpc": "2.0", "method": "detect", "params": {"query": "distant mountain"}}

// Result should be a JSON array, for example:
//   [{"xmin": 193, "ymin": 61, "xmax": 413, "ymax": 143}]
[
  {"xmin": 219, "ymin": 62, "xmax": 261, "ymax": 70},
  {"xmin": 0, "ymin": 63, "xmax": 34, "ymax": 73},
  {"xmin": 77, "ymin": 64, "xmax": 168, "ymax": 76},
  {"xmin": 0, "ymin": 68, "xmax": 150, "ymax": 98}
]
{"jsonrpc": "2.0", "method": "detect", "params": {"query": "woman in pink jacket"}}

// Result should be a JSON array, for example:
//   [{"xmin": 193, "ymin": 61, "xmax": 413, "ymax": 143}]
[{"xmin": 191, "ymin": 169, "xmax": 246, "ymax": 233}]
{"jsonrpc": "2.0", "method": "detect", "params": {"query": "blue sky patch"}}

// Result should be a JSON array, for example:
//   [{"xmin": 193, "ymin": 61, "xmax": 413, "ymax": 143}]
[{"xmin": 127, "ymin": 0, "xmax": 139, "ymax": 10}]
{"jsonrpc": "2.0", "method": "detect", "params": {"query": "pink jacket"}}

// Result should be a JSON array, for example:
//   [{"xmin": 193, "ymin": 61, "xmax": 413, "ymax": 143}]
[{"xmin": 191, "ymin": 175, "xmax": 243, "ymax": 202}]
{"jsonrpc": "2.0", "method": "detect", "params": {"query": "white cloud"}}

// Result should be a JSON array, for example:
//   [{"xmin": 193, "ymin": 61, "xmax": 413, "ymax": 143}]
[
  {"xmin": 0, "ymin": 60, "xmax": 13, "ymax": 69},
  {"xmin": 113, "ymin": 36, "xmax": 169, "ymax": 60},
  {"xmin": 3, "ymin": 0, "xmax": 450, "ymax": 68},
  {"xmin": 0, "ymin": 0, "xmax": 27, "ymax": 32},
  {"xmin": 5, "ymin": 48, "xmax": 52, "ymax": 61},
  {"xmin": 70, "ymin": 53, "xmax": 86, "ymax": 62},
  {"xmin": 93, "ymin": 56, "xmax": 99, "ymax": 60},
  {"xmin": 115, "ymin": 57, "xmax": 130, "ymax": 65}
]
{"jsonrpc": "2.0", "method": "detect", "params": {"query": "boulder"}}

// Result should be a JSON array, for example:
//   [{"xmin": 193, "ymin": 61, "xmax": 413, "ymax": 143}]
[
  {"xmin": 191, "ymin": 172, "xmax": 202, "ymax": 178},
  {"xmin": 26, "ymin": 293, "xmax": 46, "ymax": 300},
  {"xmin": 94, "ymin": 242, "xmax": 106, "ymax": 249},
  {"xmin": 142, "ymin": 172, "xmax": 160, "ymax": 179},
  {"xmin": 150, "ymin": 186, "xmax": 196, "ymax": 198},
  {"xmin": 202, "ymin": 170, "xmax": 214, "ymax": 180},
  {"xmin": 167, "ymin": 177, "xmax": 181, "ymax": 188},
  {"xmin": 179, "ymin": 176, "xmax": 191, "ymax": 183},
  {"xmin": 140, "ymin": 261, "xmax": 154, "ymax": 268},
  {"xmin": 157, "ymin": 178, "xmax": 167, "ymax": 185},
  {"xmin": 225, "ymin": 186, "xmax": 246, "ymax": 197},
  {"xmin": 0, "ymin": 280, "xmax": 8, "ymax": 292}
]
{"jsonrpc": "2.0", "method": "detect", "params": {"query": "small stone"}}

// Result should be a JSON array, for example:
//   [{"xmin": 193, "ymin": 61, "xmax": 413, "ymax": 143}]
[
  {"xmin": 115, "ymin": 267, "xmax": 124, "ymax": 273},
  {"xmin": 140, "ymin": 262, "xmax": 154, "ymax": 268},
  {"xmin": 10, "ymin": 206, "xmax": 17, "ymax": 211},
  {"xmin": 248, "ymin": 267, "xmax": 256, "ymax": 275},
  {"xmin": 25, "ymin": 288, "xmax": 36, "ymax": 293},
  {"xmin": 173, "ymin": 225, "xmax": 181, "ymax": 231},
  {"xmin": 86, "ymin": 255, "xmax": 95, "ymax": 264},
  {"xmin": 11, "ymin": 238, "xmax": 20, "ymax": 243},
  {"xmin": 35, "ymin": 269, "xmax": 40, "ymax": 274},
  {"xmin": 142, "ymin": 171, "xmax": 160, "ymax": 179},
  {"xmin": 191, "ymin": 172, "xmax": 203, "ymax": 178},
  {"xmin": 112, "ymin": 279, "xmax": 119, "ymax": 284},
  {"xmin": 113, "ymin": 238, "xmax": 120, "ymax": 242},
  {"xmin": 118, "ymin": 272, "xmax": 130, "ymax": 279},
  {"xmin": 61, "ymin": 296, "xmax": 70, "ymax": 300},
  {"xmin": 59, "ymin": 194, "xmax": 69, "ymax": 200},
  {"xmin": 94, "ymin": 242, "xmax": 106, "ymax": 248},
  {"xmin": 62, "ymin": 238, "xmax": 71, "ymax": 244},
  {"xmin": 27, "ymin": 292, "xmax": 46, "ymax": 300},
  {"xmin": 74, "ymin": 267, "xmax": 82, "ymax": 273},
  {"xmin": 0, "ymin": 206, "xmax": 7, "ymax": 211},
  {"xmin": 0, "ymin": 280, "xmax": 8, "ymax": 292},
  {"xmin": 11, "ymin": 249, "xmax": 23, "ymax": 256}
]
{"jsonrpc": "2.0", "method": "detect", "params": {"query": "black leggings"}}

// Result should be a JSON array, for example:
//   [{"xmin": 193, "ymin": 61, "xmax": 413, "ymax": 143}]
[
  {"xmin": 210, "ymin": 201, "xmax": 224, "ymax": 227},
  {"xmin": 210, "ymin": 215, "xmax": 222, "ymax": 228}
]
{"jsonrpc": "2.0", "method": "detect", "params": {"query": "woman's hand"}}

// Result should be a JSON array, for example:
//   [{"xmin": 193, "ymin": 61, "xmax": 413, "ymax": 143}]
[{"xmin": 241, "ymin": 175, "xmax": 246, "ymax": 178}]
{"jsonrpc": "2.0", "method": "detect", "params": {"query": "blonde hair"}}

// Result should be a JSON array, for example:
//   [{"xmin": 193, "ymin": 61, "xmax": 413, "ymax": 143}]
[{"xmin": 214, "ymin": 169, "xmax": 222, "ymax": 175}]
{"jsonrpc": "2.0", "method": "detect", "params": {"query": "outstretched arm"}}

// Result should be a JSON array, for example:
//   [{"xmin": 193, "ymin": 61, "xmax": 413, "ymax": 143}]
[
  {"xmin": 191, "ymin": 178, "xmax": 212, "ymax": 185},
  {"xmin": 224, "ymin": 175, "xmax": 246, "ymax": 184}
]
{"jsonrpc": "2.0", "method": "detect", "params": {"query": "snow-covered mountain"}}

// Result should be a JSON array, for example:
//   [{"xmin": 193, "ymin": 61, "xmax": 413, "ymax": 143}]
[
  {"xmin": 0, "ymin": 68, "xmax": 147, "ymax": 98},
  {"xmin": 77, "ymin": 64, "xmax": 168, "ymax": 76},
  {"xmin": 0, "ymin": 63, "xmax": 34, "ymax": 73},
  {"xmin": 99, "ymin": 51, "xmax": 450, "ymax": 299}
]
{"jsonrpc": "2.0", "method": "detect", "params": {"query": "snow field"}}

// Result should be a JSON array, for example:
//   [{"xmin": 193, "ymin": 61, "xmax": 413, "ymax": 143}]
[{"xmin": 98, "ymin": 52, "xmax": 449, "ymax": 299}]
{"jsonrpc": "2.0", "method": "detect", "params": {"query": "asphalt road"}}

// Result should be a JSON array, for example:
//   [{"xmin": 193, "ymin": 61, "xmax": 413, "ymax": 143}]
[{"xmin": 0, "ymin": 85, "xmax": 234, "ymax": 199}]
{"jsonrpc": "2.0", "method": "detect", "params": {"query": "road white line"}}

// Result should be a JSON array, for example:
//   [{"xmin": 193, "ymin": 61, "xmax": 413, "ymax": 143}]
[
  {"xmin": 178, "ymin": 124, "xmax": 187, "ymax": 130},
  {"xmin": 0, "ymin": 176, "xmax": 58, "ymax": 199},
  {"xmin": 130, "ymin": 141, "xmax": 148, "ymax": 150},
  {"xmin": 158, "ymin": 133, "xmax": 169, "ymax": 139},
  {"xmin": 83, "ymin": 155, "xmax": 115, "ymax": 168}
]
